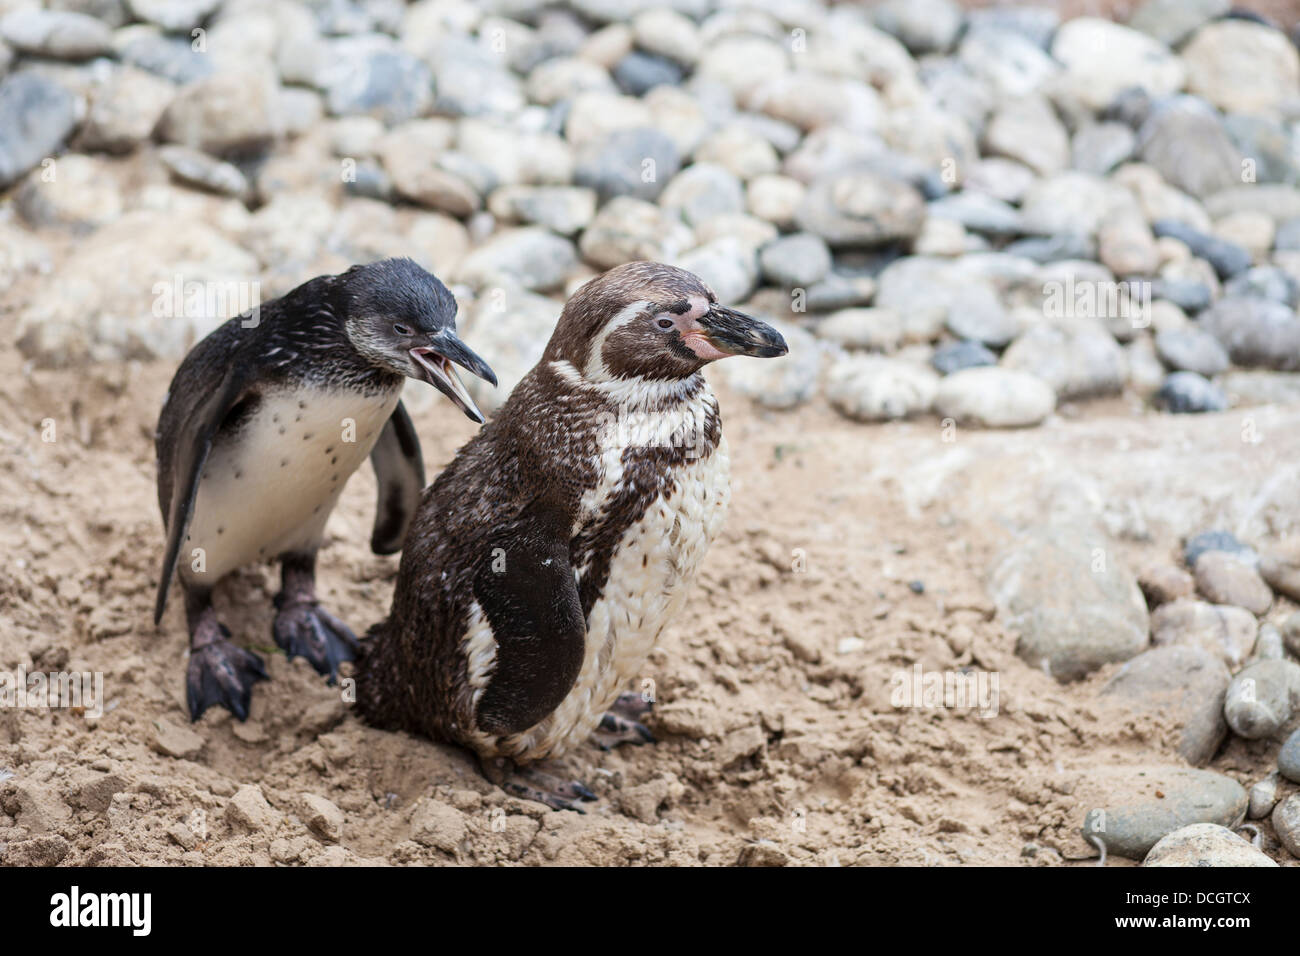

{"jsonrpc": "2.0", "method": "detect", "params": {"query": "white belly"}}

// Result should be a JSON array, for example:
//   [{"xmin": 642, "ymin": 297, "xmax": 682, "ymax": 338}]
[
  {"xmin": 180, "ymin": 386, "xmax": 399, "ymax": 584},
  {"xmin": 483, "ymin": 433, "xmax": 731, "ymax": 761}
]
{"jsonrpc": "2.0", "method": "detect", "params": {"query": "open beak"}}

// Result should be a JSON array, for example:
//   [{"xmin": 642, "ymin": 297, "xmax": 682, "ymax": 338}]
[
  {"xmin": 410, "ymin": 330, "xmax": 497, "ymax": 424},
  {"xmin": 695, "ymin": 306, "xmax": 789, "ymax": 358}
]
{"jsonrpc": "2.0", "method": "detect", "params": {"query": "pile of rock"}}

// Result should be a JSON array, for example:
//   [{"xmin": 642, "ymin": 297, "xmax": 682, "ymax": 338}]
[
  {"xmin": 990, "ymin": 524, "xmax": 1300, "ymax": 860},
  {"xmin": 3, "ymin": 0, "xmax": 1300, "ymax": 421}
]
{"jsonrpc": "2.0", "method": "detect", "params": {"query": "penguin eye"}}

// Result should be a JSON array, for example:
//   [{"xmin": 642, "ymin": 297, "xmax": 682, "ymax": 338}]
[
  {"xmin": 656, "ymin": 318, "xmax": 674, "ymax": 331},
  {"xmin": 393, "ymin": 323, "xmax": 413, "ymax": 336}
]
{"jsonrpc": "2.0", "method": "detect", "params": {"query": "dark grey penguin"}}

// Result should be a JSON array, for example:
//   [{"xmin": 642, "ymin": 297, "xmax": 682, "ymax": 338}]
[
  {"xmin": 355, "ymin": 261, "xmax": 787, "ymax": 810},
  {"xmin": 154, "ymin": 257, "xmax": 496, "ymax": 722}
]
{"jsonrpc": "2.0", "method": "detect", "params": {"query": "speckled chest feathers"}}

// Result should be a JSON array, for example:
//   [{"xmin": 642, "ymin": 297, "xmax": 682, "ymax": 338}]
[{"xmin": 357, "ymin": 361, "xmax": 731, "ymax": 762}]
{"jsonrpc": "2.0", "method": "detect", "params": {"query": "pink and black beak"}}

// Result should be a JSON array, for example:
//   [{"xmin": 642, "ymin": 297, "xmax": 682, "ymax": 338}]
[
  {"xmin": 410, "ymin": 329, "xmax": 497, "ymax": 424},
  {"xmin": 688, "ymin": 305, "xmax": 788, "ymax": 360}
]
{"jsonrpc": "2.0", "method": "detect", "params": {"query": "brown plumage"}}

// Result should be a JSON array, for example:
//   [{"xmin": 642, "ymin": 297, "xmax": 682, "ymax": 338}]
[{"xmin": 355, "ymin": 261, "xmax": 787, "ymax": 808}]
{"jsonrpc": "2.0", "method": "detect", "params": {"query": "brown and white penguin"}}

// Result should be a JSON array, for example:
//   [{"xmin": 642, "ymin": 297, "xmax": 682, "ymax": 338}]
[
  {"xmin": 355, "ymin": 261, "xmax": 787, "ymax": 809},
  {"xmin": 154, "ymin": 258, "xmax": 496, "ymax": 722}
]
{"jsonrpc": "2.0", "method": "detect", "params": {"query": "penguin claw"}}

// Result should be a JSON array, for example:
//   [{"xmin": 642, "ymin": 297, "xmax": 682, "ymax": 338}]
[
  {"xmin": 592, "ymin": 711, "xmax": 656, "ymax": 750},
  {"xmin": 272, "ymin": 599, "xmax": 358, "ymax": 684},
  {"xmin": 480, "ymin": 757, "xmax": 597, "ymax": 813},
  {"xmin": 186, "ymin": 640, "xmax": 269, "ymax": 722},
  {"xmin": 610, "ymin": 691, "xmax": 654, "ymax": 721}
]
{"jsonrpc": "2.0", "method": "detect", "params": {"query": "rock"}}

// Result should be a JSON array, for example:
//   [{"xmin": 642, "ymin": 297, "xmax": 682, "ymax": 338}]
[
  {"xmin": 991, "ymin": 527, "xmax": 1149, "ymax": 681},
  {"xmin": 16, "ymin": 210, "xmax": 259, "ymax": 366},
  {"xmin": 77, "ymin": 65, "xmax": 175, "ymax": 154},
  {"xmin": 1004, "ymin": 232, "xmax": 1096, "ymax": 264},
  {"xmin": 1143, "ymin": 823, "xmax": 1276, "ymax": 867},
  {"xmin": 966, "ymin": 7, "xmax": 1058, "ymax": 49},
  {"xmin": 658, "ymin": 163, "xmax": 745, "ymax": 228},
  {"xmin": 126, "ymin": 0, "xmax": 220, "ymax": 32},
  {"xmin": 1150, "ymin": 599, "xmax": 1258, "ymax": 669},
  {"xmin": 317, "ymin": 35, "xmax": 433, "ymax": 125},
  {"xmin": 1223, "ymin": 659, "xmax": 1300, "ymax": 739},
  {"xmin": 0, "ymin": 9, "xmax": 111, "ymax": 60},
  {"xmin": 1249, "ymin": 772, "xmax": 1280, "ymax": 819},
  {"xmin": 15, "ymin": 154, "xmax": 122, "ymax": 232},
  {"xmin": 1136, "ymin": 97, "xmax": 1240, "ymax": 200},
  {"xmin": 935, "ymin": 367, "xmax": 1056, "ymax": 428},
  {"xmin": 1273, "ymin": 794, "xmax": 1300, "ymax": 857},
  {"xmin": 957, "ymin": 26, "xmax": 1058, "ymax": 100},
  {"xmin": 718, "ymin": 319, "xmax": 818, "ymax": 410},
  {"xmin": 1127, "ymin": 334, "xmax": 1167, "ymax": 396},
  {"xmin": 1279, "ymin": 729, "xmax": 1300, "ymax": 783},
  {"xmin": 1225, "ymin": 115, "xmax": 1300, "ymax": 188},
  {"xmin": 1204, "ymin": 184, "xmax": 1300, "ymax": 224},
  {"xmin": 695, "ymin": 123, "xmax": 780, "ymax": 181},
  {"xmin": 1079, "ymin": 766, "xmax": 1247, "ymax": 860},
  {"xmin": 1052, "ymin": 18, "xmax": 1186, "ymax": 112},
  {"xmin": 1222, "ymin": 369, "xmax": 1300, "ymax": 406},
  {"xmin": 381, "ymin": 124, "xmax": 479, "ymax": 217},
  {"xmin": 1072, "ymin": 122, "xmax": 1136, "ymax": 177},
  {"xmin": 613, "ymin": 50, "xmax": 681, "ymax": 95},
  {"xmin": 458, "ymin": 287, "xmax": 558, "ymax": 413},
  {"xmin": 158, "ymin": 144, "xmax": 248, "ymax": 198},
  {"xmin": 1102, "ymin": 646, "xmax": 1230, "ymax": 766},
  {"xmin": 487, "ymin": 186, "xmax": 595, "ymax": 237},
  {"xmin": 1260, "ymin": 542, "xmax": 1300, "ymax": 602},
  {"xmin": 2, "ymin": 834, "xmax": 70, "ymax": 866},
  {"xmin": 411, "ymin": 800, "xmax": 467, "ymax": 852},
  {"xmin": 1223, "ymin": 266, "xmax": 1297, "ymax": 307},
  {"xmin": 674, "ymin": 237, "xmax": 758, "ymax": 304},
  {"xmin": 1184, "ymin": 530, "xmax": 1256, "ymax": 569},
  {"xmin": 746, "ymin": 174, "xmax": 805, "ymax": 230},
  {"xmin": 1020, "ymin": 172, "xmax": 1136, "ymax": 238},
  {"xmin": 574, "ymin": 126, "xmax": 679, "ymax": 203},
  {"xmin": 67, "ymin": 771, "xmax": 126, "ymax": 813},
  {"xmin": 825, "ymin": 355, "xmax": 938, "ymax": 422},
  {"xmin": 632, "ymin": 8, "xmax": 700, "ymax": 66},
  {"xmin": 300, "ymin": 794, "xmax": 344, "ymax": 842},
  {"xmin": 1154, "ymin": 328, "xmax": 1229, "ymax": 377},
  {"xmin": 117, "ymin": 29, "xmax": 212, "ymax": 85},
  {"xmin": 429, "ymin": 35, "xmax": 524, "ymax": 119},
  {"xmin": 982, "ymin": 94, "xmax": 1068, "ymax": 176},
  {"xmin": 1197, "ymin": 297, "xmax": 1300, "ymax": 371},
  {"xmin": 1150, "ymin": 220, "xmax": 1250, "ymax": 279},
  {"xmin": 1138, "ymin": 565, "xmax": 1194, "ymax": 608},
  {"xmin": 1001, "ymin": 322, "xmax": 1127, "ymax": 400},
  {"xmin": 803, "ymin": 273, "xmax": 877, "ymax": 312},
  {"xmin": 758, "ymin": 233, "xmax": 831, "ymax": 289},
  {"xmin": 455, "ymin": 227, "xmax": 575, "ymax": 293},
  {"xmin": 1150, "ymin": 277, "xmax": 1213, "ymax": 314},
  {"xmin": 226, "ymin": 784, "xmax": 280, "ymax": 833},
  {"xmin": 1182, "ymin": 20, "xmax": 1300, "ymax": 116},
  {"xmin": 926, "ymin": 192, "xmax": 1022, "ymax": 236},
  {"xmin": 1097, "ymin": 209, "xmax": 1158, "ymax": 276},
  {"xmin": 931, "ymin": 340, "xmax": 996, "ymax": 375},
  {"xmin": 0, "ymin": 73, "xmax": 81, "ymax": 189},
  {"xmin": 945, "ymin": 292, "xmax": 1018, "ymax": 348},
  {"xmin": 816, "ymin": 308, "xmax": 903, "ymax": 352},
  {"xmin": 159, "ymin": 68, "xmax": 281, "ymax": 158},
  {"xmin": 1128, "ymin": 0, "xmax": 1229, "ymax": 47},
  {"xmin": 579, "ymin": 196, "xmax": 694, "ymax": 269},
  {"xmin": 795, "ymin": 170, "xmax": 926, "ymax": 248},
  {"xmin": 150, "ymin": 718, "xmax": 204, "ymax": 759},
  {"xmin": 1193, "ymin": 551, "xmax": 1272, "ymax": 615},
  {"xmin": 873, "ymin": 0, "xmax": 962, "ymax": 54}
]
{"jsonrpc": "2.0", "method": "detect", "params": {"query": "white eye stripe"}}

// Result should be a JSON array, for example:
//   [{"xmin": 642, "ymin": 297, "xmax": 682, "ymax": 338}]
[{"xmin": 584, "ymin": 300, "xmax": 654, "ymax": 382}]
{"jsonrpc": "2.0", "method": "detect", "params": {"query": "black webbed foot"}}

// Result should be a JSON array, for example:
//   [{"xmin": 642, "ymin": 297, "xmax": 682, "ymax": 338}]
[
  {"xmin": 186, "ymin": 629, "xmax": 269, "ymax": 722},
  {"xmin": 592, "ymin": 711, "xmax": 656, "ymax": 750},
  {"xmin": 272, "ymin": 596, "xmax": 358, "ymax": 684},
  {"xmin": 479, "ymin": 756, "xmax": 598, "ymax": 813}
]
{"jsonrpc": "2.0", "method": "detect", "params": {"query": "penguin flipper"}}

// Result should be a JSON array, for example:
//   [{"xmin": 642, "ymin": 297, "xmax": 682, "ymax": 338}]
[
  {"xmin": 472, "ymin": 509, "xmax": 587, "ymax": 737},
  {"xmin": 154, "ymin": 370, "xmax": 250, "ymax": 625},
  {"xmin": 368, "ymin": 399, "xmax": 426, "ymax": 555}
]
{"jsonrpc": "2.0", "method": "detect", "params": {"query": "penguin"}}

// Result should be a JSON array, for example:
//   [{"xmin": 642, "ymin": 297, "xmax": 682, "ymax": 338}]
[
  {"xmin": 355, "ymin": 261, "xmax": 787, "ymax": 810},
  {"xmin": 154, "ymin": 257, "xmax": 496, "ymax": 722}
]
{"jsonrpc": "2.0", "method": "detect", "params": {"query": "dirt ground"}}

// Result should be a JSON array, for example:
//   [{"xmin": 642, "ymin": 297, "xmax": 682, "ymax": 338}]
[{"xmin": 2, "ymin": 335, "xmax": 1298, "ymax": 867}]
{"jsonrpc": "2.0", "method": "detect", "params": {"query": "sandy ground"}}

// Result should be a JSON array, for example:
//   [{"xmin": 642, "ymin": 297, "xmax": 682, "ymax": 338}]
[{"xmin": 1, "ymin": 336, "xmax": 1298, "ymax": 867}]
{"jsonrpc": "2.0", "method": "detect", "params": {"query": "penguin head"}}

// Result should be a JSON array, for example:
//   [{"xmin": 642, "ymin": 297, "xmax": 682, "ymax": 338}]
[
  {"xmin": 545, "ymin": 261, "xmax": 788, "ymax": 384},
  {"xmin": 339, "ymin": 258, "xmax": 497, "ymax": 423}
]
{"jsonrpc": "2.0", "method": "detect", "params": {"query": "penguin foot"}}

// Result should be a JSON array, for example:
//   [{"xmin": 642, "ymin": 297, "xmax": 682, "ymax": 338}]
[
  {"xmin": 186, "ymin": 635, "xmax": 269, "ymax": 722},
  {"xmin": 272, "ymin": 598, "xmax": 358, "ymax": 684},
  {"xmin": 479, "ymin": 756, "xmax": 598, "ymax": 813},
  {"xmin": 591, "ymin": 711, "xmax": 656, "ymax": 751},
  {"xmin": 610, "ymin": 691, "xmax": 654, "ymax": 721}
]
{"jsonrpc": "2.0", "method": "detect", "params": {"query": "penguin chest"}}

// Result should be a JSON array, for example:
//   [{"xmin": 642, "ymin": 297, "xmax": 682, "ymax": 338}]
[
  {"xmin": 486, "ymin": 434, "xmax": 732, "ymax": 761},
  {"xmin": 180, "ymin": 386, "xmax": 399, "ymax": 583}
]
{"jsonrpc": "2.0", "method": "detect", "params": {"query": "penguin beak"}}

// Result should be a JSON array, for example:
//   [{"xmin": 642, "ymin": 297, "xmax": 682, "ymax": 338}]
[
  {"xmin": 692, "ymin": 306, "xmax": 789, "ymax": 359},
  {"xmin": 410, "ymin": 330, "xmax": 497, "ymax": 424}
]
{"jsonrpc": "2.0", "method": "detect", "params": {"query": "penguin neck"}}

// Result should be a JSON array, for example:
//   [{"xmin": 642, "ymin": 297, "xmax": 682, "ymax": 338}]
[{"xmin": 546, "ymin": 358, "xmax": 707, "ymax": 414}]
